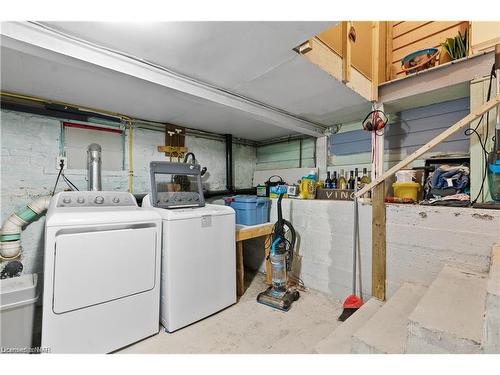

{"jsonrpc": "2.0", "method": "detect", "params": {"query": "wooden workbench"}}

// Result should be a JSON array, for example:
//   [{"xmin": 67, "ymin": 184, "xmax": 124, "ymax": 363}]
[{"xmin": 235, "ymin": 222, "xmax": 274, "ymax": 296}]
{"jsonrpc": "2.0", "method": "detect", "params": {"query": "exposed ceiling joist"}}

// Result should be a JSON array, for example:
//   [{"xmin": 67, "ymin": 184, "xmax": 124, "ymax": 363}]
[{"xmin": 1, "ymin": 22, "xmax": 327, "ymax": 137}]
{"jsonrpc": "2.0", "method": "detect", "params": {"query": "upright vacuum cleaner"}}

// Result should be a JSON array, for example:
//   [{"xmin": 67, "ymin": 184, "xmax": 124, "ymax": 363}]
[{"xmin": 257, "ymin": 193, "xmax": 300, "ymax": 311}]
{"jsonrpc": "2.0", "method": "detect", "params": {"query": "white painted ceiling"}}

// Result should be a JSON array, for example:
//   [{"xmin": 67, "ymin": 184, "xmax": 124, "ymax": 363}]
[
  {"xmin": 1, "ymin": 22, "xmax": 370, "ymax": 141},
  {"xmin": 0, "ymin": 44, "xmax": 294, "ymax": 140}
]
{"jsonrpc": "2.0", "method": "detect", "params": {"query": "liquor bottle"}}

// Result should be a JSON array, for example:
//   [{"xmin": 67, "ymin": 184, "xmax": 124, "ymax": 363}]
[
  {"xmin": 325, "ymin": 171, "xmax": 332, "ymax": 189},
  {"xmin": 348, "ymin": 170, "xmax": 355, "ymax": 190},
  {"xmin": 338, "ymin": 169, "xmax": 347, "ymax": 189},
  {"xmin": 360, "ymin": 168, "xmax": 371, "ymax": 187},
  {"xmin": 360, "ymin": 168, "xmax": 371, "ymax": 198},
  {"xmin": 331, "ymin": 171, "xmax": 338, "ymax": 189}
]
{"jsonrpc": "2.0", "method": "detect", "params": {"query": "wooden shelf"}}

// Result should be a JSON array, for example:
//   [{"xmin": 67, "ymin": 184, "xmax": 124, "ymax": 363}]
[{"xmin": 379, "ymin": 51, "xmax": 495, "ymax": 112}]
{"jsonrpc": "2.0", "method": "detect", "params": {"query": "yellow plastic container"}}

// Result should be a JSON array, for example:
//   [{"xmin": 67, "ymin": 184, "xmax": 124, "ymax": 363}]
[{"xmin": 392, "ymin": 182, "xmax": 421, "ymax": 201}]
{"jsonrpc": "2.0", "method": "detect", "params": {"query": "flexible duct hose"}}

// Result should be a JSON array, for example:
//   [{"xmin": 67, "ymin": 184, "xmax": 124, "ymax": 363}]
[{"xmin": 0, "ymin": 196, "xmax": 51, "ymax": 260}]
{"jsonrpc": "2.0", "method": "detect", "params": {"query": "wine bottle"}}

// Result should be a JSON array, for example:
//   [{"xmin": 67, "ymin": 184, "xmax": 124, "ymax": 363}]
[
  {"xmin": 332, "ymin": 171, "xmax": 338, "ymax": 189},
  {"xmin": 338, "ymin": 169, "xmax": 347, "ymax": 189},
  {"xmin": 355, "ymin": 168, "xmax": 360, "ymax": 190},
  {"xmin": 360, "ymin": 168, "xmax": 371, "ymax": 186},
  {"xmin": 325, "ymin": 171, "xmax": 332, "ymax": 189},
  {"xmin": 348, "ymin": 170, "xmax": 355, "ymax": 190},
  {"xmin": 360, "ymin": 168, "xmax": 371, "ymax": 198}
]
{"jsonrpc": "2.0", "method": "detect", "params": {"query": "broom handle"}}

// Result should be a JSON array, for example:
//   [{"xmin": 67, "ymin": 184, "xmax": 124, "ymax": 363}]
[{"xmin": 352, "ymin": 188, "xmax": 358, "ymax": 295}]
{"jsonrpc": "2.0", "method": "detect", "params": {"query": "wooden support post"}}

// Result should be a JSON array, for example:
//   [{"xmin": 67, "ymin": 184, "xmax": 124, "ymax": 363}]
[
  {"xmin": 372, "ymin": 181, "xmax": 386, "ymax": 301},
  {"xmin": 385, "ymin": 22, "xmax": 394, "ymax": 82},
  {"xmin": 342, "ymin": 21, "xmax": 351, "ymax": 83},
  {"xmin": 371, "ymin": 22, "xmax": 380, "ymax": 101},
  {"xmin": 370, "ymin": 102, "xmax": 386, "ymax": 300},
  {"xmin": 236, "ymin": 241, "xmax": 245, "ymax": 296}
]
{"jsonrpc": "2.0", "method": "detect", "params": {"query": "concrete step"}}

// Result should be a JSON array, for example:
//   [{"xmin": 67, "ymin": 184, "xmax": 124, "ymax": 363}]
[
  {"xmin": 313, "ymin": 298, "xmax": 384, "ymax": 354},
  {"xmin": 351, "ymin": 283, "xmax": 427, "ymax": 354},
  {"xmin": 407, "ymin": 265, "xmax": 488, "ymax": 354},
  {"xmin": 483, "ymin": 244, "xmax": 500, "ymax": 353}
]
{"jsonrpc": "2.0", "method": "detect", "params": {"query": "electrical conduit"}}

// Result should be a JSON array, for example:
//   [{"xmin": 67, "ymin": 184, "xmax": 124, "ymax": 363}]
[
  {"xmin": 128, "ymin": 121, "xmax": 134, "ymax": 193},
  {"xmin": 0, "ymin": 196, "xmax": 51, "ymax": 260}
]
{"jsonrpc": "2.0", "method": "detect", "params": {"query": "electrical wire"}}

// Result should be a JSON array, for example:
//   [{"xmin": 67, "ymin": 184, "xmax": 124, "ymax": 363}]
[
  {"xmin": 52, "ymin": 159, "xmax": 81, "ymax": 194},
  {"xmin": 62, "ymin": 174, "xmax": 80, "ymax": 191},
  {"xmin": 51, "ymin": 159, "xmax": 67, "ymax": 195},
  {"xmin": 51, "ymin": 164, "xmax": 63, "ymax": 196}
]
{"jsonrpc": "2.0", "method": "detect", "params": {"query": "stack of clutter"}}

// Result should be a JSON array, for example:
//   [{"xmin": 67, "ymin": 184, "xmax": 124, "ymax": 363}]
[{"xmin": 421, "ymin": 164, "xmax": 470, "ymax": 206}]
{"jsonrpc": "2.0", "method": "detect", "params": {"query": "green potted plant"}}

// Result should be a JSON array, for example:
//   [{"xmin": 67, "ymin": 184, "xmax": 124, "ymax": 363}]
[{"xmin": 440, "ymin": 29, "xmax": 468, "ymax": 63}]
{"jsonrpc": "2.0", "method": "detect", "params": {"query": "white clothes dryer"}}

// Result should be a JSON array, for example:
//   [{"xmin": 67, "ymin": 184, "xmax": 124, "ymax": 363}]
[{"xmin": 42, "ymin": 191, "xmax": 161, "ymax": 353}]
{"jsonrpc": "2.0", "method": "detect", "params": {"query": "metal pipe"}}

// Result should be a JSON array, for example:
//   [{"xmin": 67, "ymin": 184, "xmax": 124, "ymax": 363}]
[
  {"xmin": 87, "ymin": 143, "xmax": 102, "ymax": 191},
  {"xmin": 257, "ymin": 134, "xmax": 314, "ymax": 146},
  {"xmin": 225, "ymin": 134, "xmax": 234, "ymax": 193}
]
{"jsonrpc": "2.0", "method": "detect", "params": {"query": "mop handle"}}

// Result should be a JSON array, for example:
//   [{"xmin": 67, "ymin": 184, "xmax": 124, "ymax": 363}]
[{"xmin": 352, "ymin": 185, "xmax": 359, "ymax": 295}]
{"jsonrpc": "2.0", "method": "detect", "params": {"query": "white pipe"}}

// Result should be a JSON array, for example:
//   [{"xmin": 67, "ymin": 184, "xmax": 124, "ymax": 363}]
[
  {"xmin": 28, "ymin": 196, "xmax": 52, "ymax": 215},
  {"xmin": 0, "ymin": 214, "xmax": 27, "ymax": 235},
  {"xmin": 0, "ymin": 241, "xmax": 22, "ymax": 260},
  {"xmin": 0, "ymin": 196, "xmax": 51, "ymax": 260}
]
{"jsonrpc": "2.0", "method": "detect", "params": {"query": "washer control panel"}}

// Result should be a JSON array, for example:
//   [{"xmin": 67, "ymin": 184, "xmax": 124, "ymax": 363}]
[
  {"xmin": 156, "ymin": 192, "xmax": 201, "ymax": 207},
  {"xmin": 56, "ymin": 192, "xmax": 137, "ymax": 207}
]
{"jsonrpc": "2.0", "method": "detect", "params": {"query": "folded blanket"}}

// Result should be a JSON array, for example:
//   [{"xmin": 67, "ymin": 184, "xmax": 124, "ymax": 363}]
[{"xmin": 430, "ymin": 165, "xmax": 470, "ymax": 190}]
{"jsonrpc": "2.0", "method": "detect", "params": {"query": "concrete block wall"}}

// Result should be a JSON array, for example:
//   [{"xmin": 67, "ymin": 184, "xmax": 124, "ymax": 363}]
[
  {"xmin": 0, "ymin": 109, "xmax": 257, "ymax": 275},
  {"xmin": 244, "ymin": 199, "xmax": 500, "ymax": 302},
  {"xmin": 385, "ymin": 204, "xmax": 499, "ymax": 297},
  {"xmin": 244, "ymin": 199, "xmax": 373, "ymax": 301}
]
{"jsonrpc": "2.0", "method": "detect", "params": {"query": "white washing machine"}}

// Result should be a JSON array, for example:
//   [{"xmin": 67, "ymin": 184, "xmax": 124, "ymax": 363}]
[
  {"xmin": 143, "ymin": 195, "xmax": 236, "ymax": 332},
  {"xmin": 42, "ymin": 191, "xmax": 162, "ymax": 353}
]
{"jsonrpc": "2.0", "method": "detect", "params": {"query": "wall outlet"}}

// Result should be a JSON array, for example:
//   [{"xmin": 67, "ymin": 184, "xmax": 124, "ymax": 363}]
[{"xmin": 56, "ymin": 156, "xmax": 68, "ymax": 170}]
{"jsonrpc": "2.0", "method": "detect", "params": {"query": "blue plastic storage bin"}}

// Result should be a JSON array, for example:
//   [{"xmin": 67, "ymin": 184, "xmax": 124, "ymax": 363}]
[{"xmin": 226, "ymin": 195, "xmax": 270, "ymax": 225}]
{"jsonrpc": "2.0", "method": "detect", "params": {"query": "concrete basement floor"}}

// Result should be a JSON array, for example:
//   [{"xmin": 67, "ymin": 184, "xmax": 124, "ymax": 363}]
[{"xmin": 119, "ymin": 271, "xmax": 343, "ymax": 354}]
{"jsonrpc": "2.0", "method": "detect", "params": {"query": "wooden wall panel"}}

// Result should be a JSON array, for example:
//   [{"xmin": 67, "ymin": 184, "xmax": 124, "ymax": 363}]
[
  {"xmin": 329, "ymin": 97, "xmax": 470, "ymax": 159},
  {"xmin": 316, "ymin": 21, "xmax": 377, "ymax": 81},
  {"xmin": 351, "ymin": 21, "xmax": 374, "ymax": 80},
  {"xmin": 317, "ymin": 25, "xmax": 343, "ymax": 56},
  {"xmin": 256, "ymin": 138, "xmax": 315, "ymax": 171},
  {"xmin": 379, "ymin": 21, "xmax": 388, "ymax": 84},
  {"xmin": 392, "ymin": 21, "xmax": 464, "ymax": 50},
  {"xmin": 393, "ymin": 21, "xmax": 432, "ymax": 38}
]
